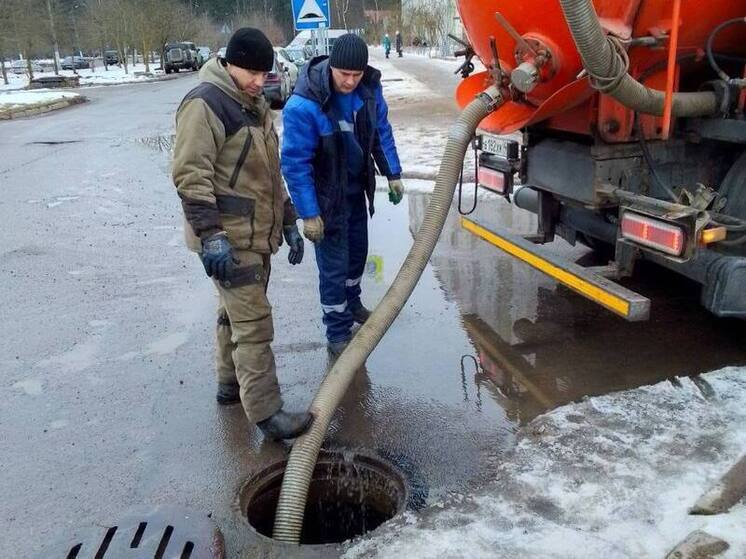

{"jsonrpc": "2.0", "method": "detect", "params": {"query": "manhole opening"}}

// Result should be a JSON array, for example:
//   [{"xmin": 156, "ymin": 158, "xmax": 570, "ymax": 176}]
[{"xmin": 240, "ymin": 451, "xmax": 408, "ymax": 545}]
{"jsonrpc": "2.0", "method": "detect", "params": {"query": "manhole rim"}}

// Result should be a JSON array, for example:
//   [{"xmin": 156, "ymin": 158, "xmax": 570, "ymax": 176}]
[{"xmin": 235, "ymin": 449, "xmax": 410, "ymax": 549}]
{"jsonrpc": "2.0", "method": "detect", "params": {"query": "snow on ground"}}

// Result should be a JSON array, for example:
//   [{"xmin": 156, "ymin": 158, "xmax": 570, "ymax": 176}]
[
  {"xmin": 345, "ymin": 367, "xmax": 746, "ymax": 558},
  {"xmin": 374, "ymin": 53, "xmax": 436, "ymax": 104},
  {"xmin": 403, "ymin": 47, "xmax": 487, "ymax": 74},
  {"xmin": 0, "ymin": 90, "xmax": 81, "ymax": 109},
  {"xmin": 1, "ymin": 63, "xmax": 165, "ymax": 92}
]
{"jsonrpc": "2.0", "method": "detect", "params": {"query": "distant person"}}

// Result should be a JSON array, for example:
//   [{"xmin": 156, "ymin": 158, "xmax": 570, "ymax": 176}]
[
  {"xmin": 395, "ymin": 30, "xmax": 403, "ymax": 57},
  {"xmin": 281, "ymin": 33, "xmax": 405, "ymax": 355},
  {"xmin": 172, "ymin": 28, "xmax": 311, "ymax": 440},
  {"xmin": 383, "ymin": 33, "xmax": 391, "ymax": 59}
]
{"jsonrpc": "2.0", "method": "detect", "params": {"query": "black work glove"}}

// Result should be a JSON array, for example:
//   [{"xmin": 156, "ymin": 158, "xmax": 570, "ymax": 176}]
[
  {"xmin": 200, "ymin": 232, "xmax": 234, "ymax": 281},
  {"xmin": 283, "ymin": 224, "xmax": 304, "ymax": 265}
]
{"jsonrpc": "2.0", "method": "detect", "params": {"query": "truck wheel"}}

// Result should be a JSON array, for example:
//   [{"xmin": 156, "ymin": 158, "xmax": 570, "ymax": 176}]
[
  {"xmin": 165, "ymin": 67, "xmax": 172, "ymax": 74},
  {"xmin": 719, "ymin": 151, "xmax": 746, "ymax": 222}
]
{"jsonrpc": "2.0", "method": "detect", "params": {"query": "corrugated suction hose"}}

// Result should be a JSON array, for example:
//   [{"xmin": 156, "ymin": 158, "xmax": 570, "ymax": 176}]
[
  {"xmin": 272, "ymin": 85, "xmax": 504, "ymax": 544},
  {"xmin": 559, "ymin": 0, "xmax": 720, "ymax": 116}
]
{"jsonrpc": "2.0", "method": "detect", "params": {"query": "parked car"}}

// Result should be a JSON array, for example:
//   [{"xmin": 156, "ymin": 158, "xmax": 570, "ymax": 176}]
[
  {"xmin": 104, "ymin": 50, "xmax": 119, "ymax": 65},
  {"xmin": 273, "ymin": 48, "xmax": 298, "ymax": 90},
  {"xmin": 263, "ymin": 57, "xmax": 292, "ymax": 109},
  {"xmin": 164, "ymin": 42, "xmax": 199, "ymax": 74},
  {"xmin": 61, "ymin": 56, "xmax": 90, "ymax": 70},
  {"xmin": 10, "ymin": 60, "xmax": 43, "ymax": 75},
  {"xmin": 196, "ymin": 46, "xmax": 211, "ymax": 68},
  {"xmin": 284, "ymin": 48, "xmax": 307, "ymax": 67}
]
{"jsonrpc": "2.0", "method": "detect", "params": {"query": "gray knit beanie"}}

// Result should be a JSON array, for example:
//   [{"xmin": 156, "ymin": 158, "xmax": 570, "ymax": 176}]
[{"xmin": 329, "ymin": 33, "xmax": 368, "ymax": 71}]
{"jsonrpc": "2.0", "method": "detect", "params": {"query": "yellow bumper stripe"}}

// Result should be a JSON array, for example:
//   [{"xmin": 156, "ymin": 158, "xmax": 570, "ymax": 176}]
[{"xmin": 461, "ymin": 217, "xmax": 631, "ymax": 317}]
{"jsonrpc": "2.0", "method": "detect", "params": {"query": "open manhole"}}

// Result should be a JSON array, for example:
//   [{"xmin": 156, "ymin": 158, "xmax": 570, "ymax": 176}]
[
  {"xmin": 238, "ymin": 450, "xmax": 409, "ymax": 546},
  {"xmin": 42, "ymin": 505, "xmax": 223, "ymax": 559}
]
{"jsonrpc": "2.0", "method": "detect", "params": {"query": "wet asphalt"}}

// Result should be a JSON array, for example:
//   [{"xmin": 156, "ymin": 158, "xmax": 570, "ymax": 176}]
[{"xmin": 2, "ymin": 54, "xmax": 746, "ymax": 558}]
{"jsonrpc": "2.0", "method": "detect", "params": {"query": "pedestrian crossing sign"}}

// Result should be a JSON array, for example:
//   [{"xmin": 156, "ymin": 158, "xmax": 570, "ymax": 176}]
[{"xmin": 292, "ymin": 0, "xmax": 331, "ymax": 30}]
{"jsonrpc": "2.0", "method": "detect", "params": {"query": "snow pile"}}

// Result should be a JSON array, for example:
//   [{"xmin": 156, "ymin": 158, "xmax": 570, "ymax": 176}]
[
  {"xmin": 72, "ymin": 64, "xmax": 165, "ymax": 87},
  {"xmin": 0, "ymin": 72, "xmax": 28, "ymax": 92},
  {"xmin": 389, "ymin": 123, "xmax": 480, "ymax": 183},
  {"xmin": 0, "ymin": 90, "xmax": 81, "ymax": 109},
  {"xmin": 345, "ymin": 367, "xmax": 746, "ymax": 558},
  {"xmin": 1, "ymin": 63, "xmax": 165, "ymax": 91}
]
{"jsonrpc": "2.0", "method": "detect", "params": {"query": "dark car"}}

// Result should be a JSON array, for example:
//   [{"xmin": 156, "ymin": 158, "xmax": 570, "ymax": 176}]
[
  {"xmin": 61, "ymin": 56, "xmax": 90, "ymax": 70},
  {"xmin": 164, "ymin": 42, "xmax": 199, "ymax": 74},
  {"xmin": 263, "ymin": 57, "xmax": 292, "ymax": 109},
  {"xmin": 104, "ymin": 50, "xmax": 119, "ymax": 65}
]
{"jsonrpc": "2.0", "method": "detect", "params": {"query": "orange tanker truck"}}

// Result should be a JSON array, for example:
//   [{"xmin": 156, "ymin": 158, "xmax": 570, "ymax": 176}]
[{"xmin": 454, "ymin": 0, "xmax": 746, "ymax": 320}]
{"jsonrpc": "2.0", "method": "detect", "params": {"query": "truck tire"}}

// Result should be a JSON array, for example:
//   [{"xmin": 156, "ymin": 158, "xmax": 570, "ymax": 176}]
[
  {"xmin": 165, "ymin": 66, "xmax": 172, "ymax": 74},
  {"xmin": 720, "ymin": 151, "xmax": 746, "ymax": 222}
]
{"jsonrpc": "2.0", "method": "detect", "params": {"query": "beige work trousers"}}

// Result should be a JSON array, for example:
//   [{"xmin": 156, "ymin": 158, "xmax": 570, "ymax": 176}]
[{"xmin": 214, "ymin": 250, "xmax": 282, "ymax": 423}]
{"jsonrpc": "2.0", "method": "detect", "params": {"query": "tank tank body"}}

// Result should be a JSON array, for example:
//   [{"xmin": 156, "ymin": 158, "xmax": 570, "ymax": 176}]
[
  {"xmin": 456, "ymin": 0, "xmax": 746, "ymax": 139},
  {"xmin": 454, "ymin": 0, "xmax": 746, "ymax": 320}
]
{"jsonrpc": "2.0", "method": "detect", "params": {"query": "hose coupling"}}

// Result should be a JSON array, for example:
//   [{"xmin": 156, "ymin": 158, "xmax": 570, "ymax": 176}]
[{"xmin": 476, "ymin": 86, "xmax": 504, "ymax": 113}]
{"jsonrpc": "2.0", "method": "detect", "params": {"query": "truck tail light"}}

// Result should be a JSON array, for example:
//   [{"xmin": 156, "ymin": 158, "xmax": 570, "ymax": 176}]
[
  {"xmin": 478, "ymin": 166, "xmax": 510, "ymax": 194},
  {"xmin": 621, "ymin": 212, "xmax": 685, "ymax": 256},
  {"xmin": 265, "ymin": 72, "xmax": 280, "ymax": 84}
]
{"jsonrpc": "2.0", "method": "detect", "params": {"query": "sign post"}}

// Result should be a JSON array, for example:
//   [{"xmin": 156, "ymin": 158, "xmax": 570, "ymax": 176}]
[{"xmin": 291, "ymin": 0, "xmax": 332, "ymax": 55}]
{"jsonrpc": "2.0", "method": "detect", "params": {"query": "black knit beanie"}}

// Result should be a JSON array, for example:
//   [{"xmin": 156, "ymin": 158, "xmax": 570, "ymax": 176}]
[
  {"xmin": 225, "ymin": 28, "xmax": 274, "ymax": 72},
  {"xmin": 329, "ymin": 33, "xmax": 368, "ymax": 71}
]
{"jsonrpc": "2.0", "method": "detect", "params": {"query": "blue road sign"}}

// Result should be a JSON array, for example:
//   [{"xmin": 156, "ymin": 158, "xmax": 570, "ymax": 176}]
[{"xmin": 291, "ymin": 0, "xmax": 331, "ymax": 30}]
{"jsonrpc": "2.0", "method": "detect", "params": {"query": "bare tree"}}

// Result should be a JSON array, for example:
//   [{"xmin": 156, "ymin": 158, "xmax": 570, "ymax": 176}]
[
  {"xmin": 88, "ymin": 0, "xmax": 133, "ymax": 73},
  {"xmin": 193, "ymin": 13, "xmax": 223, "ymax": 51},
  {"xmin": 0, "ymin": 3, "xmax": 11, "ymax": 84},
  {"xmin": 7, "ymin": 0, "xmax": 46, "ymax": 79},
  {"xmin": 232, "ymin": 9, "xmax": 286, "ymax": 45},
  {"xmin": 44, "ymin": 0, "xmax": 62, "ymax": 74}
]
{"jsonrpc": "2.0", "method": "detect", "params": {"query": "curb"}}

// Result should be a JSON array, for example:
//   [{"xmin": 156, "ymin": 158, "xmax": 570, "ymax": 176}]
[{"xmin": 0, "ymin": 94, "xmax": 88, "ymax": 120}]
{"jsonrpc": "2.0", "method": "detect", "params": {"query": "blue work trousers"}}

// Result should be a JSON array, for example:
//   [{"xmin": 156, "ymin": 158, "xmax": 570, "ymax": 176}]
[{"xmin": 314, "ymin": 191, "xmax": 368, "ymax": 343}]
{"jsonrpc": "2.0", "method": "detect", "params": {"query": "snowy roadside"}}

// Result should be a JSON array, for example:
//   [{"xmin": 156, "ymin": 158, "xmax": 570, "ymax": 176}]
[
  {"xmin": 0, "ymin": 90, "xmax": 85, "ymax": 119},
  {"xmin": 1, "ymin": 63, "xmax": 167, "ymax": 92},
  {"xmin": 374, "ymin": 53, "xmax": 436, "ymax": 105},
  {"xmin": 345, "ymin": 367, "xmax": 746, "ymax": 558},
  {"xmin": 372, "ymin": 52, "xmax": 479, "ymax": 184}
]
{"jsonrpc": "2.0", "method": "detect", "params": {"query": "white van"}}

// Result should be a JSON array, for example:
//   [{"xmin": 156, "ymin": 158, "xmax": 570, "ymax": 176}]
[{"xmin": 286, "ymin": 29, "xmax": 357, "ymax": 56}]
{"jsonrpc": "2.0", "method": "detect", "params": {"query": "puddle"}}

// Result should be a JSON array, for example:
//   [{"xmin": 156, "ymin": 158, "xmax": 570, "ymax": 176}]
[{"xmin": 408, "ymin": 192, "xmax": 746, "ymax": 423}]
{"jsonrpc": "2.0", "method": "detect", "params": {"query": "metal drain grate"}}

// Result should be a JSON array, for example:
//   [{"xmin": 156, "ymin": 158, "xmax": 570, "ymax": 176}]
[{"xmin": 47, "ymin": 505, "xmax": 223, "ymax": 559}]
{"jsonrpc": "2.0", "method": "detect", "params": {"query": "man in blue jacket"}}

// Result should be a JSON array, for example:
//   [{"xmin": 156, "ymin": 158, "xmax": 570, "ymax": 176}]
[{"xmin": 281, "ymin": 33, "xmax": 404, "ymax": 355}]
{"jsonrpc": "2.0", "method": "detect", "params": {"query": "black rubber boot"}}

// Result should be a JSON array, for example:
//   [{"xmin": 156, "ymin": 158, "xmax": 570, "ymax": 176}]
[
  {"xmin": 327, "ymin": 339, "xmax": 350, "ymax": 356},
  {"xmin": 257, "ymin": 409, "xmax": 313, "ymax": 440},
  {"xmin": 350, "ymin": 304, "xmax": 371, "ymax": 325},
  {"xmin": 216, "ymin": 382, "xmax": 240, "ymax": 405}
]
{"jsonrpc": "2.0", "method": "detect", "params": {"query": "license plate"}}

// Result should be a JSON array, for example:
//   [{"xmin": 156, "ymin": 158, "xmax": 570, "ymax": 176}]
[{"xmin": 480, "ymin": 133, "xmax": 515, "ymax": 159}]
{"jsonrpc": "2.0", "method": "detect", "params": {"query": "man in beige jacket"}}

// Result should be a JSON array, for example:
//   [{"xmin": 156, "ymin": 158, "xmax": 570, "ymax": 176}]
[{"xmin": 173, "ymin": 28, "xmax": 312, "ymax": 440}]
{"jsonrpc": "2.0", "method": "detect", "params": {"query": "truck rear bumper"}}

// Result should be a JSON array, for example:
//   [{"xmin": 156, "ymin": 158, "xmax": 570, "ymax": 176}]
[
  {"xmin": 462, "ymin": 214, "xmax": 746, "ymax": 320},
  {"xmin": 461, "ymin": 217, "xmax": 651, "ymax": 321}
]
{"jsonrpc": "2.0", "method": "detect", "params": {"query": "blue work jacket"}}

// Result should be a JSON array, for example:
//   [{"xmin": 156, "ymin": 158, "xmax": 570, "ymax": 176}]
[{"xmin": 281, "ymin": 56, "xmax": 402, "ymax": 230}]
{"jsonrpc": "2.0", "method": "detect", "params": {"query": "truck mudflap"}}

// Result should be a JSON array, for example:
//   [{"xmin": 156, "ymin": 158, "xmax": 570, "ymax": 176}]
[
  {"xmin": 461, "ymin": 216, "xmax": 651, "ymax": 321},
  {"xmin": 703, "ymin": 257, "xmax": 746, "ymax": 318}
]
